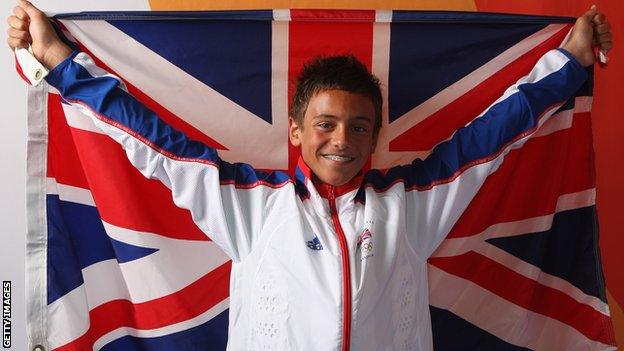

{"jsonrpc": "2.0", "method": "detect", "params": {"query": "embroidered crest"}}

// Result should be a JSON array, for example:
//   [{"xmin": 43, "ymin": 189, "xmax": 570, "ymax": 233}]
[{"xmin": 357, "ymin": 228, "xmax": 374, "ymax": 260}]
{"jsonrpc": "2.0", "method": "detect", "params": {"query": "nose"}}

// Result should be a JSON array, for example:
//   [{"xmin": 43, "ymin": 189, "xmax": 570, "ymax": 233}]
[{"xmin": 331, "ymin": 126, "xmax": 349, "ymax": 149}]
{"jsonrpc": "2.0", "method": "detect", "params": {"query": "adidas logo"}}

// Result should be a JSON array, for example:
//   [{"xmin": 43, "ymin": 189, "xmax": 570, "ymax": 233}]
[{"xmin": 306, "ymin": 236, "xmax": 323, "ymax": 251}]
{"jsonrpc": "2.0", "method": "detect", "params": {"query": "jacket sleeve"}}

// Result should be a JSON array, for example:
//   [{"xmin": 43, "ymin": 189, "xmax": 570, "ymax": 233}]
[
  {"xmin": 45, "ymin": 51, "xmax": 290, "ymax": 262},
  {"xmin": 400, "ymin": 49, "xmax": 588, "ymax": 260}
]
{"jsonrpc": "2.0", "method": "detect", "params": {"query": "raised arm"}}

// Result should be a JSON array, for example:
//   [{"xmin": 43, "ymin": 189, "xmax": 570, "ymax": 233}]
[
  {"xmin": 7, "ymin": 0, "xmax": 72, "ymax": 70},
  {"xmin": 400, "ymin": 7, "xmax": 612, "ymax": 259},
  {"xmin": 7, "ymin": 0, "xmax": 290, "ymax": 262}
]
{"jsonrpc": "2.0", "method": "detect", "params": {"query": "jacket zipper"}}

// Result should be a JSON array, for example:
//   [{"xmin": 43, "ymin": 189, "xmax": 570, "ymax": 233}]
[{"xmin": 328, "ymin": 187, "xmax": 352, "ymax": 351}]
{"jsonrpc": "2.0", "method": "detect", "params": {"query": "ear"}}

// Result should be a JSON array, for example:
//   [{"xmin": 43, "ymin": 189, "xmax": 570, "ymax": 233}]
[{"xmin": 288, "ymin": 116, "xmax": 302, "ymax": 147}]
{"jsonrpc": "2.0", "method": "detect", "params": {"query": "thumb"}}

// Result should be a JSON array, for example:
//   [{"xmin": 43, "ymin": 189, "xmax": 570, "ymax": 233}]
[{"xmin": 582, "ymin": 5, "xmax": 597, "ymax": 23}]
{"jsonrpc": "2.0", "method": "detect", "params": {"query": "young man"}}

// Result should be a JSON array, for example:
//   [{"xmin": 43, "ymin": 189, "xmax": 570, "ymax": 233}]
[{"xmin": 7, "ymin": 1, "xmax": 613, "ymax": 350}]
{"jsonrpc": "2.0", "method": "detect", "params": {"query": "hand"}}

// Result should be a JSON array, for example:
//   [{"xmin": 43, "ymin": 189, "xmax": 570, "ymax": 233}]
[
  {"xmin": 6, "ymin": 0, "xmax": 72, "ymax": 69},
  {"xmin": 562, "ymin": 6, "xmax": 613, "ymax": 67}
]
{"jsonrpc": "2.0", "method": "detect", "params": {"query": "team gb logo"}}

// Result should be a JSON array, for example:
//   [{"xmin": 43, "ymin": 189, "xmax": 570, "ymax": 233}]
[{"xmin": 357, "ymin": 229, "xmax": 374, "ymax": 261}]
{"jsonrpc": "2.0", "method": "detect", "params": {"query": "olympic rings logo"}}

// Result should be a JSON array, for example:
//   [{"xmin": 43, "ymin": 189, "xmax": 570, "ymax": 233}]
[{"xmin": 361, "ymin": 242, "xmax": 373, "ymax": 253}]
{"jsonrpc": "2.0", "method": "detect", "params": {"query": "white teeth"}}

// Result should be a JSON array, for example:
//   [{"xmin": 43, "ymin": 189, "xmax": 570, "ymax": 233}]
[{"xmin": 323, "ymin": 155, "xmax": 354, "ymax": 162}]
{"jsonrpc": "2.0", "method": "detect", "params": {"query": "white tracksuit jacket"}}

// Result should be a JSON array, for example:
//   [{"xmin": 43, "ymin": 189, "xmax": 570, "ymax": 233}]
[{"xmin": 45, "ymin": 48, "xmax": 587, "ymax": 350}]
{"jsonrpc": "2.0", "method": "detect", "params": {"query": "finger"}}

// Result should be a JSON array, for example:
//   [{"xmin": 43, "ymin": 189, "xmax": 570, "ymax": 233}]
[
  {"xmin": 592, "ymin": 13, "xmax": 606, "ymax": 26},
  {"xmin": 7, "ymin": 27, "xmax": 31, "ymax": 42},
  {"xmin": 595, "ymin": 22, "xmax": 610, "ymax": 35},
  {"xmin": 13, "ymin": 6, "xmax": 30, "ymax": 21},
  {"xmin": 12, "ymin": 5, "xmax": 28, "ymax": 20},
  {"xmin": 7, "ymin": 15, "xmax": 28, "ymax": 31},
  {"xmin": 18, "ymin": 0, "xmax": 44, "ymax": 19},
  {"xmin": 583, "ymin": 5, "xmax": 597, "ymax": 21},
  {"xmin": 7, "ymin": 37, "xmax": 28, "ymax": 50},
  {"xmin": 597, "ymin": 32, "xmax": 612, "ymax": 44},
  {"xmin": 600, "ymin": 41, "xmax": 613, "ymax": 52},
  {"xmin": 7, "ymin": 25, "xmax": 26, "ymax": 37}
]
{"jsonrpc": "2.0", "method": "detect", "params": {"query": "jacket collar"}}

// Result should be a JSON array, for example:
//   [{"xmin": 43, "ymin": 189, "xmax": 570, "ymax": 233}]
[{"xmin": 295, "ymin": 157, "xmax": 363, "ymax": 199}]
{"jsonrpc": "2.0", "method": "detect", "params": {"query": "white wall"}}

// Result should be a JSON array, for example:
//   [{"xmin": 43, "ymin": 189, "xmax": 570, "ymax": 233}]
[{"xmin": 0, "ymin": 1, "xmax": 148, "ymax": 350}]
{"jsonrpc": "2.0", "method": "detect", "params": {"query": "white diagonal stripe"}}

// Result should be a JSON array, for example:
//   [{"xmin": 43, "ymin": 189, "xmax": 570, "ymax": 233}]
[
  {"xmin": 390, "ymin": 24, "xmax": 567, "ymax": 138},
  {"xmin": 91, "ymin": 298, "xmax": 230, "ymax": 350},
  {"xmin": 47, "ymin": 284, "xmax": 90, "ymax": 350},
  {"xmin": 101, "ymin": 221, "xmax": 230, "ymax": 304},
  {"xmin": 46, "ymin": 178, "xmax": 96, "ymax": 207},
  {"xmin": 373, "ymin": 24, "xmax": 568, "ymax": 167},
  {"xmin": 429, "ymin": 265, "xmax": 616, "ymax": 351},
  {"xmin": 46, "ymin": 221, "xmax": 230, "ymax": 348},
  {"xmin": 474, "ymin": 244, "xmax": 609, "ymax": 315},
  {"xmin": 59, "ymin": 19, "xmax": 285, "ymax": 169},
  {"xmin": 48, "ymin": 284, "xmax": 229, "ymax": 350},
  {"xmin": 432, "ymin": 189, "xmax": 596, "ymax": 258}
]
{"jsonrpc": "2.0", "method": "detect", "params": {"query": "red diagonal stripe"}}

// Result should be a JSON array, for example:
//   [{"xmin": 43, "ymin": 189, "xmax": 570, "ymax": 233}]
[
  {"xmin": 429, "ymin": 252, "xmax": 615, "ymax": 346},
  {"xmin": 68, "ymin": 127, "xmax": 209, "ymax": 241},
  {"xmin": 48, "ymin": 93, "xmax": 209, "ymax": 241},
  {"xmin": 447, "ymin": 112, "xmax": 594, "ymax": 238},
  {"xmin": 53, "ymin": 261, "xmax": 231, "ymax": 351},
  {"xmin": 47, "ymin": 93, "xmax": 90, "ymax": 189},
  {"xmin": 390, "ymin": 24, "xmax": 572, "ymax": 151}
]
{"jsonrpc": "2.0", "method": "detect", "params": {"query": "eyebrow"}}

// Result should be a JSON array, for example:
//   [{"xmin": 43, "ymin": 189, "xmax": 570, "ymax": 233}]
[{"xmin": 312, "ymin": 114, "xmax": 373, "ymax": 123}]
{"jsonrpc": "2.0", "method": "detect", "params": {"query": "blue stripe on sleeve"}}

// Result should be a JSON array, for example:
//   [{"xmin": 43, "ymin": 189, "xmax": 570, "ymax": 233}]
[
  {"xmin": 364, "ymin": 54, "xmax": 587, "ymax": 190},
  {"xmin": 46, "ymin": 54, "xmax": 290, "ymax": 188}
]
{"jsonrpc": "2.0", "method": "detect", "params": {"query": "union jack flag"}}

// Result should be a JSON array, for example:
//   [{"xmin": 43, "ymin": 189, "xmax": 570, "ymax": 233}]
[{"xmin": 24, "ymin": 10, "xmax": 616, "ymax": 350}]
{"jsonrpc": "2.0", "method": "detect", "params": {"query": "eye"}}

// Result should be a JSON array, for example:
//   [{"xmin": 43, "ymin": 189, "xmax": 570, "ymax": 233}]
[
  {"xmin": 316, "ymin": 122, "xmax": 334, "ymax": 130},
  {"xmin": 353, "ymin": 125, "xmax": 369, "ymax": 133}
]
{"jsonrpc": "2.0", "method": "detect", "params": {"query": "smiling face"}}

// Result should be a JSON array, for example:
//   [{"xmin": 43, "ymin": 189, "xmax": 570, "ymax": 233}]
[{"xmin": 289, "ymin": 89, "xmax": 378, "ymax": 186}]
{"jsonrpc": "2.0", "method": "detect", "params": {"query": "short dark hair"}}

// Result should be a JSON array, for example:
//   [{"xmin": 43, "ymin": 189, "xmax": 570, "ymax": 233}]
[{"xmin": 291, "ymin": 55, "xmax": 383, "ymax": 134}]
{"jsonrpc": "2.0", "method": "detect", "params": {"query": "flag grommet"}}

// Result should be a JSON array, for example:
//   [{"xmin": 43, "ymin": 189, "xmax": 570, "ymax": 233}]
[{"xmin": 32, "ymin": 345, "xmax": 45, "ymax": 351}]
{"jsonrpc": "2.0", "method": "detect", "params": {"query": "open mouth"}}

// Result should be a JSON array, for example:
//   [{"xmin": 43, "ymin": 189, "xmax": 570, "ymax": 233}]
[{"xmin": 322, "ymin": 154, "xmax": 355, "ymax": 162}]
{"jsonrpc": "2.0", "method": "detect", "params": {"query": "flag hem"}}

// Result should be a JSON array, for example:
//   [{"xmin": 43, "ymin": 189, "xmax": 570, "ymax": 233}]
[
  {"xmin": 50, "ymin": 10, "xmax": 575, "ymax": 24},
  {"xmin": 25, "ymin": 82, "xmax": 49, "ymax": 351}
]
